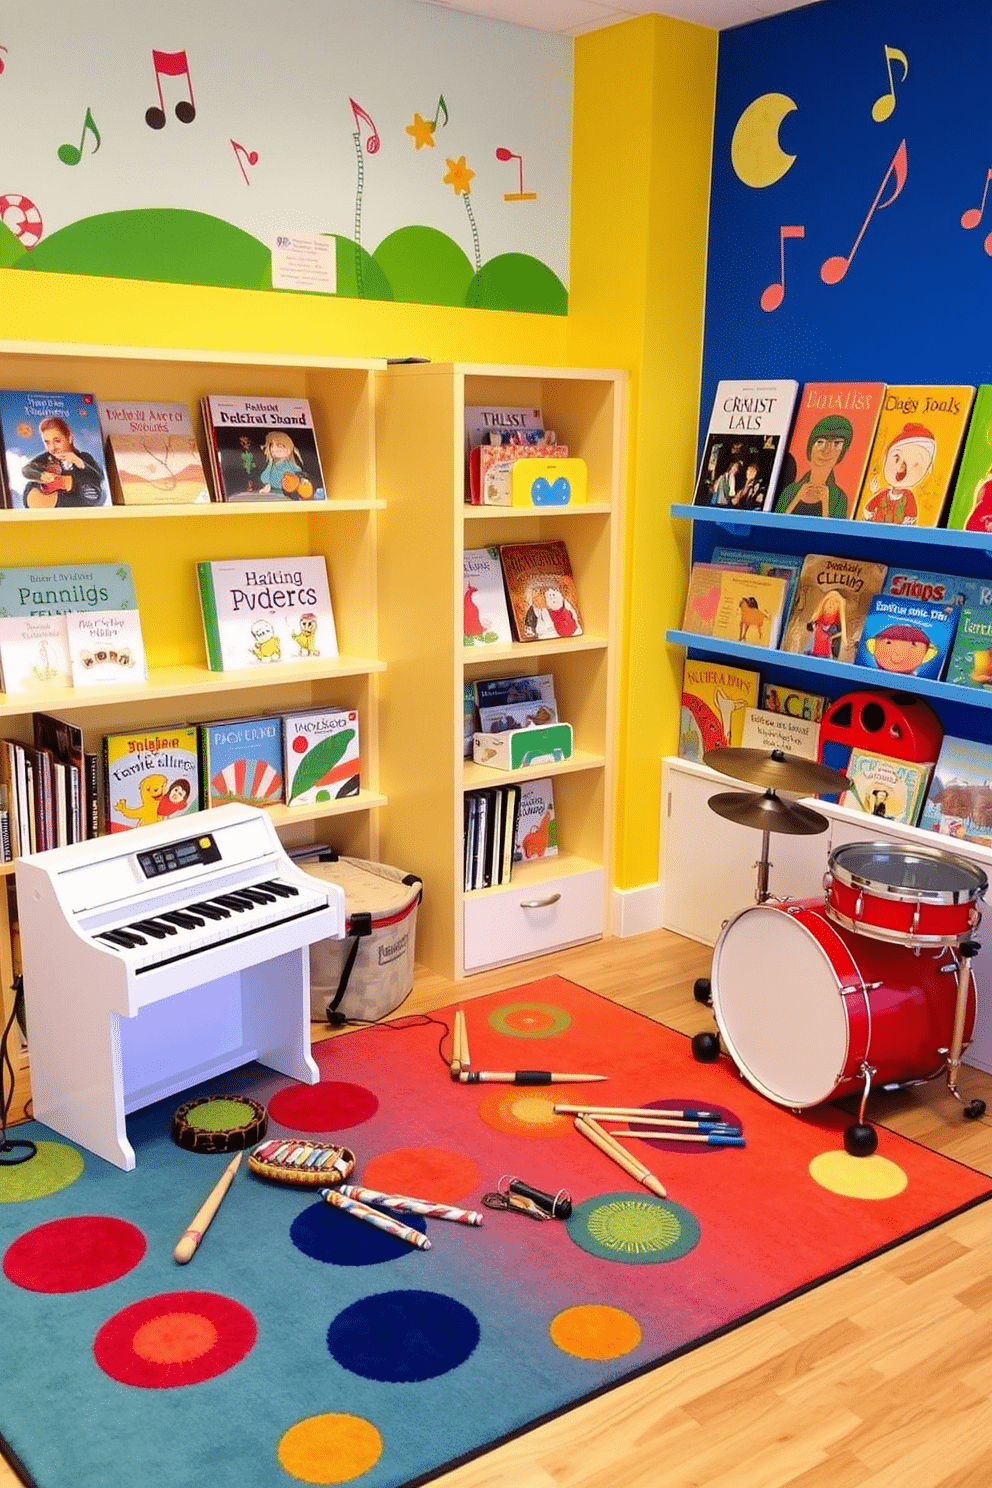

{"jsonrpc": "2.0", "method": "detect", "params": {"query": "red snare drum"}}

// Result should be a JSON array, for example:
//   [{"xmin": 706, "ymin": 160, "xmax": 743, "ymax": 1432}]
[
  {"xmin": 710, "ymin": 899, "xmax": 975, "ymax": 1110},
  {"xmin": 824, "ymin": 841, "xmax": 987, "ymax": 947}
]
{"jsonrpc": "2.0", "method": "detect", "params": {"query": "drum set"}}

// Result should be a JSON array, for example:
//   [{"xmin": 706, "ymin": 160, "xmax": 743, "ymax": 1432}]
[{"xmin": 691, "ymin": 745, "xmax": 988, "ymax": 1156}]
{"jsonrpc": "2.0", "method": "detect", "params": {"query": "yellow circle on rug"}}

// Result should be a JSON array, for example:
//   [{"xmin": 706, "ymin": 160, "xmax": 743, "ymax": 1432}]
[
  {"xmin": 809, "ymin": 1150, "xmax": 908, "ymax": 1199},
  {"xmin": 550, "ymin": 1304, "xmax": 642, "ymax": 1360},
  {"xmin": 476, "ymin": 1087, "xmax": 572, "ymax": 1137},
  {"xmin": 278, "ymin": 1414, "xmax": 382, "ymax": 1484}
]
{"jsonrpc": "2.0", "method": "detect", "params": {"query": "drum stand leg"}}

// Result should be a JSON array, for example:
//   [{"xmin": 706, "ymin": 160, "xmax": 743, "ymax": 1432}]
[
  {"xmin": 946, "ymin": 940, "xmax": 987, "ymax": 1120},
  {"xmin": 844, "ymin": 1064, "xmax": 879, "ymax": 1157}
]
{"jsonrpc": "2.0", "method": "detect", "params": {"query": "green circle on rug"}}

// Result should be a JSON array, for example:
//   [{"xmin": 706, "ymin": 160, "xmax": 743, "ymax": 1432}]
[
  {"xmin": 0, "ymin": 1141, "xmax": 84, "ymax": 1202},
  {"xmin": 566, "ymin": 1191, "xmax": 701, "ymax": 1264},
  {"xmin": 488, "ymin": 1002, "xmax": 571, "ymax": 1038}
]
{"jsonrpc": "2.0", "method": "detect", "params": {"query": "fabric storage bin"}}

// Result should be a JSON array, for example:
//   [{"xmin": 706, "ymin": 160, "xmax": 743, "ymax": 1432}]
[{"xmin": 303, "ymin": 855, "xmax": 422, "ymax": 1022}]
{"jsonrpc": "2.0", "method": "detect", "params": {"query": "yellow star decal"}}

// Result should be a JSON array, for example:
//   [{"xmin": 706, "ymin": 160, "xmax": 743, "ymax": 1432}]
[
  {"xmin": 443, "ymin": 156, "xmax": 475, "ymax": 195},
  {"xmin": 405, "ymin": 113, "xmax": 436, "ymax": 150}
]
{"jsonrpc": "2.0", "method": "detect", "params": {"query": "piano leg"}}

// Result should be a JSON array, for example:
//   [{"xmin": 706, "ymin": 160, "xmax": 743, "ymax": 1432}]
[
  {"xmin": 241, "ymin": 946, "xmax": 320, "ymax": 1086},
  {"xmin": 28, "ymin": 997, "xmax": 136, "ymax": 1171}
]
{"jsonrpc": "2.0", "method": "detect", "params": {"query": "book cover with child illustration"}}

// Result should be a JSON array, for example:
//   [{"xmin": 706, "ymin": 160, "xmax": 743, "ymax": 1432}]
[{"xmin": 202, "ymin": 395, "xmax": 327, "ymax": 502}]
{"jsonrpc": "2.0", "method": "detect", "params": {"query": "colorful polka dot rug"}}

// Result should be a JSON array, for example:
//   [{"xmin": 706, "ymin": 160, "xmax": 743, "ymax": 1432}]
[{"xmin": 1, "ymin": 975, "xmax": 990, "ymax": 1488}]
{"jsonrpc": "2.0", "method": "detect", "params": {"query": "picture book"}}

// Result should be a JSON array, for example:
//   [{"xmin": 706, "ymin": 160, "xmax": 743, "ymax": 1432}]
[
  {"xmin": 464, "ymin": 681, "xmax": 476, "ymax": 759},
  {"xmin": 882, "ymin": 565, "xmax": 992, "ymax": 611},
  {"xmin": 498, "ymin": 540, "xmax": 584, "ymax": 643},
  {"xmin": 281, "ymin": 707, "xmax": 360, "ymax": 805},
  {"xmin": 196, "ymin": 557, "xmax": 337, "ymax": 671},
  {"xmin": 0, "ymin": 563, "xmax": 138, "ymax": 618},
  {"xmin": 464, "ymin": 405, "xmax": 543, "ymax": 455},
  {"xmin": 679, "ymin": 659, "xmax": 760, "ymax": 762},
  {"xmin": 691, "ymin": 379, "xmax": 799, "ymax": 510},
  {"xmin": 841, "ymin": 749, "xmax": 932, "ymax": 826},
  {"xmin": 100, "ymin": 399, "xmax": 210, "ymax": 506},
  {"xmin": 945, "ymin": 606, "xmax": 992, "ymax": 690},
  {"xmin": 66, "ymin": 610, "xmax": 148, "ymax": 687},
  {"xmin": 463, "ymin": 547, "xmax": 513, "ymax": 647},
  {"xmin": 472, "ymin": 437, "xmax": 568, "ymax": 507},
  {"xmin": 0, "ymin": 389, "xmax": 111, "ymax": 509},
  {"xmin": 917, "ymin": 734, "xmax": 992, "ymax": 845},
  {"xmin": 201, "ymin": 395, "xmax": 327, "ymax": 502},
  {"xmin": 739, "ymin": 706, "xmax": 820, "ymax": 761},
  {"xmin": 779, "ymin": 554, "xmax": 889, "ymax": 665},
  {"xmin": 474, "ymin": 673, "xmax": 557, "ymax": 710},
  {"xmin": 103, "ymin": 725, "xmax": 200, "ymax": 833},
  {"xmin": 710, "ymin": 545, "xmax": 803, "ymax": 622},
  {"xmin": 0, "ymin": 614, "xmax": 71, "ymax": 693},
  {"xmin": 759, "ymin": 682, "xmax": 827, "ymax": 722},
  {"xmin": 945, "ymin": 385, "xmax": 992, "ymax": 532},
  {"xmin": 513, "ymin": 777, "xmax": 558, "ymax": 862},
  {"xmin": 772, "ymin": 382, "xmax": 886, "ymax": 519},
  {"xmin": 477, "ymin": 696, "xmax": 558, "ymax": 734},
  {"xmin": 201, "ymin": 715, "xmax": 284, "ymax": 808},
  {"xmin": 34, "ymin": 712, "xmax": 85, "ymax": 844},
  {"xmin": 709, "ymin": 570, "xmax": 789, "ymax": 649},
  {"xmin": 854, "ymin": 385, "xmax": 975, "ymax": 527},
  {"xmin": 853, "ymin": 594, "xmax": 959, "ymax": 682}
]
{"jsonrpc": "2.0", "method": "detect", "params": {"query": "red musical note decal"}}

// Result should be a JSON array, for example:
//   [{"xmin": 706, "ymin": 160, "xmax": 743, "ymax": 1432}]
[
  {"xmin": 0, "ymin": 45, "xmax": 8, "ymax": 76},
  {"xmin": 871, "ymin": 44, "xmax": 909, "ymax": 123},
  {"xmin": 821, "ymin": 139, "xmax": 908, "ymax": 285},
  {"xmin": 432, "ymin": 94, "xmax": 449, "ymax": 131},
  {"xmin": 760, "ymin": 224, "xmax": 805, "ymax": 312},
  {"xmin": 349, "ymin": 97, "xmax": 380, "ymax": 154},
  {"xmin": 58, "ymin": 106, "xmax": 101, "ymax": 167},
  {"xmin": 145, "ymin": 49, "xmax": 196, "ymax": 130},
  {"xmin": 495, "ymin": 146, "xmax": 537, "ymax": 202},
  {"xmin": 961, "ymin": 168, "xmax": 992, "ymax": 257},
  {"xmin": 230, "ymin": 139, "xmax": 259, "ymax": 186}
]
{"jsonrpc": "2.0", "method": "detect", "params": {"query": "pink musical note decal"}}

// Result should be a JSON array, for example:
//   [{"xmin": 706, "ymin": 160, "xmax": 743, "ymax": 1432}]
[
  {"xmin": 230, "ymin": 139, "xmax": 259, "ymax": 186},
  {"xmin": 871, "ymin": 44, "xmax": 909, "ymax": 123},
  {"xmin": 495, "ymin": 146, "xmax": 537, "ymax": 202},
  {"xmin": 58, "ymin": 106, "xmax": 101, "ymax": 167},
  {"xmin": 0, "ymin": 44, "xmax": 7, "ymax": 76},
  {"xmin": 821, "ymin": 139, "xmax": 908, "ymax": 285},
  {"xmin": 760, "ymin": 224, "xmax": 805, "ymax": 312},
  {"xmin": 961, "ymin": 168, "xmax": 992, "ymax": 257},
  {"xmin": 432, "ymin": 94, "xmax": 449, "ymax": 131},
  {"xmin": 349, "ymin": 97, "xmax": 380, "ymax": 154},
  {"xmin": 145, "ymin": 49, "xmax": 196, "ymax": 130}
]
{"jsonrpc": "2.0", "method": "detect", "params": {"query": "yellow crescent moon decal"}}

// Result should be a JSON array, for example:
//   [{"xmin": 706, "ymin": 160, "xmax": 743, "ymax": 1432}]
[{"xmin": 731, "ymin": 93, "xmax": 798, "ymax": 189}]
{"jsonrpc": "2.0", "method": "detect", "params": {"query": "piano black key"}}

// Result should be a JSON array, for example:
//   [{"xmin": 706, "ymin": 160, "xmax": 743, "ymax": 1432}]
[
  {"xmin": 260, "ymin": 879, "xmax": 299, "ymax": 897},
  {"xmin": 161, "ymin": 910, "xmax": 206, "ymax": 929},
  {"xmin": 188, "ymin": 901, "xmax": 230, "ymax": 920},
  {"xmin": 98, "ymin": 929, "xmax": 146, "ymax": 948},
  {"xmin": 237, "ymin": 886, "xmax": 277, "ymax": 904},
  {"xmin": 130, "ymin": 919, "xmax": 172, "ymax": 940},
  {"xmin": 214, "ymin": 894, "xmax": 251, "ymax": 912},
  {"xmin": 142, "ymin": 918, "xmax": 180, "ymax": 935}
]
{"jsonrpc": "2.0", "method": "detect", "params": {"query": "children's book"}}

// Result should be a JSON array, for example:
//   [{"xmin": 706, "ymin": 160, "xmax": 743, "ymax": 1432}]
[
  {"xmin": 882, "ymin": 565, "xmax": 992, "ymax": 611},
  {"xmin": 0, "ymin": 563, "xmax": 138, "ymax": 618},
  {"xmin": 464, "ymin": 405, "xmax": 543, "ymax": 455},
  {"xmin": 841, "ymin": 749, "xmax": 932, "ymax": 826},
  {"xmin": 472, "ymin": 437, "xmax": 569, "ymax": 506},
  {"xmin": 33, "ymin": 712, "xmax": 86, "ymax": 844},
  {"xmin": 709, "ymin": 570, "xmax": 789, "ymax": 649},
  {"xmin": 281, "ymin": 707, "xmax": 360, "ymax": 805},
  {"xmin": 0, "ymin": 390, "xmax": 111, "ymax": 509},
  {"xmin": 196, "ymin": 556, "xmax": 337, "ymax": 671},
  {"xmin": 772, "ymin": 382, "xmax": 885, "ymax": 519},
  {"xmin": 99, "ymin": 399, "xmax": 211, "ymax": 506},
  {"xmin": 739, "ymin": 706, "xmax": 820, "ymax": 761},
  {"xmin": 710, "ymin": 545, "xmax": 803, "ymax": 624},
  {"xmin": 474, "ymin": 673, "xmax": 557, "ymax": 710},
  {"xmin": 498, "ymin": 540, "xmax": 584, "ymax": 642},
  {"xmin": 463, "ymin": 547, "xmax": 513, "ymax": 647},
  {"xmin": 759, "ymin": 682, "xmax": 827, "ymax": 722},
  {"xmin": 103, "ymin": 725, "xmax": 200, "ymax": 833},
  {"xmin": 917, "ymin": 735, "xmax": 992, "ymax": 845},
  {"xmin": 679, "ymin": 659, "xmax": 760, "ymax": 762},
  {"xmin": 65, "ymin": 610, "xmax": 148, "ymax": 687},
  {"xmin": 0, "ymin": 614, "xmax": 71, "ymax": 693},
  {"xmin": 201, "ymin": 395, "xmax": 327, "ymax": 502},
  {"xmin": 513, "ymin": 777, "xmax": 558, "ymax": 861},
  {"xmin": 854, "ymin": 385, "xmax": 975, "ymax": 527},
  {"xmin": 945, "ymin": 606, "xmax": 992, "ymax": 690},
  {"xmin": 691, "ymin": 379, "xmax": 799, "ymax": 509},
  {"xmin": 779, "ymin": 554, "xmax": 889, "ymax": 665},
  {"xmin": 853, "ymin": 594, "xmax": 959, "ymax": 682},
  {"xmin": 201, "ymin": 715, "xmax": 285, "ymax": 808},
  {"xmin": 477, "ymin": 696, "xmax": 558, "ymax": 734},
  {"xmin": 464, "ymin": 681, "xmax": 476, "ymax": 759},
  {"xmin": 945, "ymin": 385, "xmax": 992, "ymax": 532}
]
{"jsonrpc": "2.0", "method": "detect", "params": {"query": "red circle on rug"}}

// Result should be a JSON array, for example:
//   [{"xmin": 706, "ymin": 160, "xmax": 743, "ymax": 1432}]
[
  {"xmin": 268, "ymin": 1081, "xmax": 378, "ymax": 1132},
  {"xmin": 93, "ymin": 1291, "xmax": 256, "ymax": 1388},
  {"xmin": 362, "ymin": 1147, "xmax": 481, "ymax": 1204},
  {"xmin": 3, "ymin": 1216, "xmax": 146, "ymax": 1293}
]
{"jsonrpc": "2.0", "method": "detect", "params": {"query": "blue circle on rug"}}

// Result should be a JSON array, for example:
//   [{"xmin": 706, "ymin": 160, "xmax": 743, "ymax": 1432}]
[
  {"xmin": 327, "ymin": 1289, "xmax": 480, "ymax": 1381},
  {"xmin": 566, "ymin": 1191, "xmax": 701, "ymax": 1264},
  {"xmin": 291, "ymin": 1200, "xmax": 428, "ymax": 1266}
]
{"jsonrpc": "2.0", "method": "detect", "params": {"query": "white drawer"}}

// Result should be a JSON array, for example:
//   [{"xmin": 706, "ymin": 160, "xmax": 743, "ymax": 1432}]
[{"xmin": 463, "ymin": 866, "xmax": 604, "ymax": 972}]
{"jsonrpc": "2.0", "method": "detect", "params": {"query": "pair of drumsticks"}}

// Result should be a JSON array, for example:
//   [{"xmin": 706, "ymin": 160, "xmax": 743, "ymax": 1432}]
[{"xmin": 449, "ymin": 1007, "xmax": 605, "ymax": 1085}]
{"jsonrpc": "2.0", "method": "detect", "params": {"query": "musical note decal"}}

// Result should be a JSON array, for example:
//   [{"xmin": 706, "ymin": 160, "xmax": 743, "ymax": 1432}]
[
  {"xmin": 432, "ymin": 94, "xmax": 449, "ymax": 131},
  {"xmin": 871, "ymin": 44, "xmax": 909, "ymax": 123},
  {"xmin": 349, "ymin": 97, "xmax": 380, "ymax": 154},
  {"xmin": 961, "ymin": 168, "xmax": 992, "ymax": 257},
  {"xmin": 820, "ymin": 139, "xmax": 908, "ymax": 285},
  {"xmin": 760, "ymin": 225, "xmax": 805, "ymax": 312},
  {"xmin": 230, "ymin": 139, "xmax": 259, "ymax": 186},
  {"xmin": 495, "ymin": 146, "xmax": 537, "ymax": 202},
  {"xmin": 58, "ymin": 107, "xmax": 101, "ymax": 167},
  {"xmin": 145, "ymin": 49, "xmax": 196, "ymax": 130}
]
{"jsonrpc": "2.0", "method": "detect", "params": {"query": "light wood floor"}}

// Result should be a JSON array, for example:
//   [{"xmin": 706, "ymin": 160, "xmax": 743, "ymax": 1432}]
[{"xmin": 3, "ymin": 927, "xmax": 992, "ymax": 1488}]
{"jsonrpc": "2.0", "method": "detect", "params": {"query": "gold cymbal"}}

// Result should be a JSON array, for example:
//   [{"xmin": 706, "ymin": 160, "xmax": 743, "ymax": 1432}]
[
  {"xmin": 707, "ymin": 789, "xmax": 829, "ymax": 836},
  {"xmin": 704, "ymin": 745, "xmax": 850, "ymax": 797}
]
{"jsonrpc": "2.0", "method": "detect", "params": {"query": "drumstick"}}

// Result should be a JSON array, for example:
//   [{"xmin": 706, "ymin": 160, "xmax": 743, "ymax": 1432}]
[
  {"xmin": 555, "ymin": 1104, "xmax": 723, "ymax": 1121},
  {"xmin": 174, "ymin": 1151, "xmax": 243, "ymax": 1264},
  {"xmin": 460, "ymin": 1071, "xmax": 606, "ymax": 1084},
  {"xmin": 450, "ymin": 1010, "xmax": 463, "ymax": 1077},
  {"xmin": 609, "ymin": 1129, "xmax": 746, "ymax": 1147},
  {"xmin": 459, "ymin": 1009, "xmax": 472, "ymax": 1070},
  {"xmin": 574, "ymin": 1116, "xmax": 667, "ymax": 1198},
  {"xmin": 593, "ymin": 1113, "xmax": 741, "ymax": 1133}
]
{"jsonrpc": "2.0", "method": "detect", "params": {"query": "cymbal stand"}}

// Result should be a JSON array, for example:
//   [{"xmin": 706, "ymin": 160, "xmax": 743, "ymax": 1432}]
[{"xmin": 946, "ymin": 939, "xmax": 987, "ymax": 1119}]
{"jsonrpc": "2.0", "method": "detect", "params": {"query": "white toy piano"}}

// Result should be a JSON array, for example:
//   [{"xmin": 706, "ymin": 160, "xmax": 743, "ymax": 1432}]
[{"xmin": 16, "ymin": 803, "xmax": 346, "ymax": 1170}]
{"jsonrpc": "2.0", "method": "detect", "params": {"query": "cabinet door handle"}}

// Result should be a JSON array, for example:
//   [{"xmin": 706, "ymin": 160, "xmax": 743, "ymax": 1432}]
[{"xmin": 520, "ymin": 893, "xmax": 561, "ymax": 909}]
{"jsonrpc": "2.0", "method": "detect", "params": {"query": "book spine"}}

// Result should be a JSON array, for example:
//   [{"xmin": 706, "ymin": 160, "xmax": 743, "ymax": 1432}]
[{"xmin": 195, "ymin": 563, "xmax": 224, "ymax": 671}]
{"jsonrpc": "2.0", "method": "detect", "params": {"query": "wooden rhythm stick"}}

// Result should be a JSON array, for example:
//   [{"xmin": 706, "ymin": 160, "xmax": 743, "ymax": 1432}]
[
  {"xmin": 594, "ymin": 1113, "xmax": 741, "ymax": 1134},
  {"xmin": 174, "ymin": 1151, "xmax": 242, "ymax": 1264},
  {"xmin": 340, "ymin": 1183, "xmax": 483, "ymax": 1226},
  {"xmin": 555, "ymin": 1104, "xmax": 723, "ymax": 1121},
  {"xmin": 574, "ymin": 1116, "xmax": 667, "ymax": 1198},
  {"xmin": 460, "ymin": 1071, "xmax": 606, "ymax": 1085},
  {"xmin": 458, "ymin": 1008, "xmax": 471, "ymax": 1069},
  {"xmin": 609, "ymin": 1129, "xmax": 746, "ymax": 1147},
  {"xmin": 322, "ymin": 1187, "xmax": 431, "ymax": 1249}
]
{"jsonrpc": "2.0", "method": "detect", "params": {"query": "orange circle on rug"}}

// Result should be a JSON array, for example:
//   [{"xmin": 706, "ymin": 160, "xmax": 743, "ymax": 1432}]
[
  {"xmin": 278, "ymin": 1413, "xmax": 382, "ymax": 1484},
  {"xmin": 550, "ymin": 1304, "xmax": 642, "ymax": 1360},
  {"xmin": 476, "ymin": 1087, "xmax": 573, "ymax": 1138},
  {"xmin": 809, "ymin": 1150, "xmax": 908, "ymax": 1199},
  {"xmin": 362, "ymin": 1147, "xmax": 481, "ymax": 1203},
  {"xmin": 93, "ymin": 1291, "xmax": 257, "ymax": 1388},
  {"xmin": 268, "ymin": 1081, "xmax": 378, "ymax": 1133},
  {"xmin": 132, "ymin": 1312, "xmax": 219, "ymax": 1365}
]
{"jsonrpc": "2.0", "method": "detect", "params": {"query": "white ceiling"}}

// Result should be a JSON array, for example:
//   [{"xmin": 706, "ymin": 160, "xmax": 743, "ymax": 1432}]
[{"xmin": 424, "ymin": 0, "xmax": 821, "ymax": 36}]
